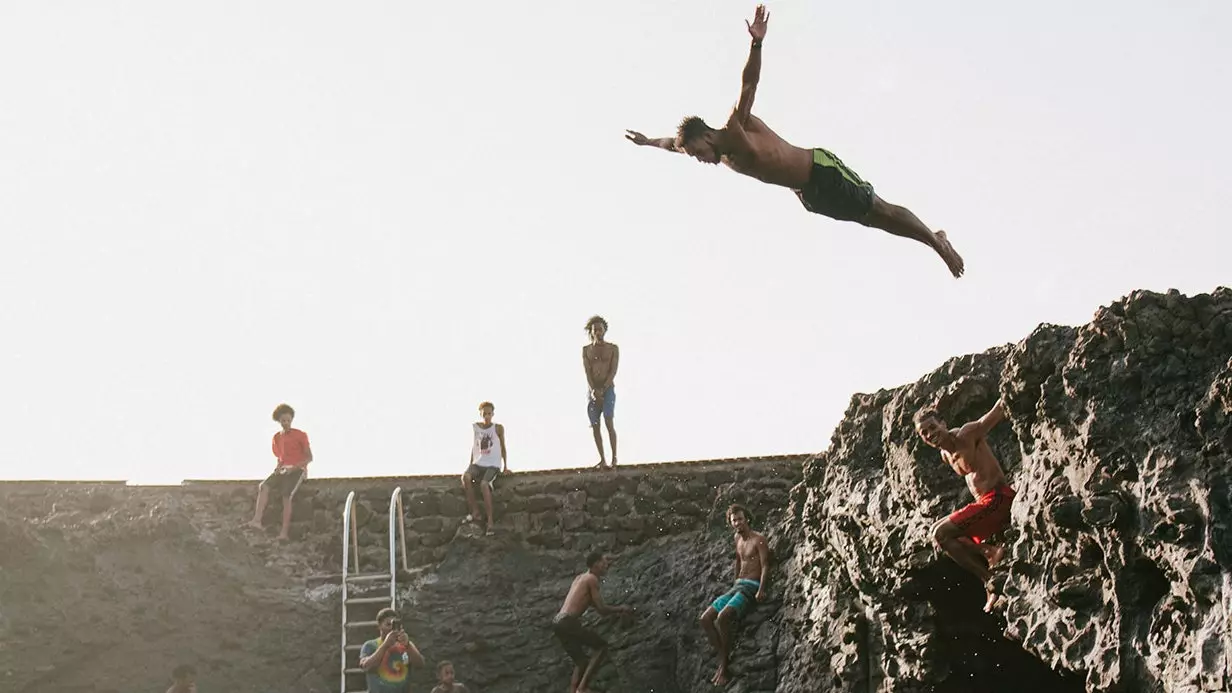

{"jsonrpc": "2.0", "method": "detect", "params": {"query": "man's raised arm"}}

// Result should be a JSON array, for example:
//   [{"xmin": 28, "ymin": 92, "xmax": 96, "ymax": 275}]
[
  {"xmin": 730, "ymin": 4, "xmax": 769, "ymax": 127},
  {"xmin": 960, "ymin": 400, "xmax": 1008, "ymax": 442},
  {"xmin": 625, "ymin": 130, "xmax": 680, "ymax": 152}
]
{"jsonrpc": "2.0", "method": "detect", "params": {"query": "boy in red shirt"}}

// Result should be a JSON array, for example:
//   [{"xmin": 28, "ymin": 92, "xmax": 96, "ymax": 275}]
[{"xmin": 248, "ymin": 403, "xmax": 313, "ymax": 540}]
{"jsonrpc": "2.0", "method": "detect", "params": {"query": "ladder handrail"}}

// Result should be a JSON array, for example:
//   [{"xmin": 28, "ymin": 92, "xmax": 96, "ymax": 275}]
[
  {"xmin": 388, "ymin": 487, "xmax": 408, "ymax": 603},
  {"xmin": 340, "ymin": 491, "xmax": 358, "ymax": 693}
]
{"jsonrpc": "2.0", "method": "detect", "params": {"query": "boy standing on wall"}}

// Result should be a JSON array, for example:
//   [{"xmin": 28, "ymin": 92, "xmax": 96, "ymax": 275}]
[{"xmin": 582, "ymin": 316, "xmax": 620, "ymax": 469}]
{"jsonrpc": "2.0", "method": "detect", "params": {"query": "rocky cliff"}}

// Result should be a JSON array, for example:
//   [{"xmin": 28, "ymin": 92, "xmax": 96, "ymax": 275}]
[
  {"xmin": 1, "ymin": 287, "xmax": 1228, "ymax": 693},
  {"xmin": 775, "ymin": 287, "xmax": 1232, "ymax": 693}
]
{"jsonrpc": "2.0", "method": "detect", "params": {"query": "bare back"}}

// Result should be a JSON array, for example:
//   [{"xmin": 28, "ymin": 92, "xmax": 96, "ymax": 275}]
[
  {"xmin": 722, "ymin": 115, "xmax": 813, "ymax": 189},
  {"xmin": 941, "ymin": 432, "xmax": 1007, "ymax": 498},
  {"xmin": 735, "ymin": 530, "xmax": 768, "ymax": 582},
  {"xmin": 559, "ymin": 572, "xmax": 598, "ymax": 617}
]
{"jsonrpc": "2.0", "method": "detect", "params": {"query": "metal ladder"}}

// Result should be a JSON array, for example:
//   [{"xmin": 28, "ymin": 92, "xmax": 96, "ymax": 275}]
[{"xmin": 339, "ymin": 487, "xmax": 409, "ymax": 693}]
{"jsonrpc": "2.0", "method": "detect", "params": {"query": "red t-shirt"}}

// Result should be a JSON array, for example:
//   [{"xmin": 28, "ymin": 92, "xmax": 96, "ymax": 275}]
[{"xmin": 272, "ymin": 428, "xmax": 311, "ymax": 469}]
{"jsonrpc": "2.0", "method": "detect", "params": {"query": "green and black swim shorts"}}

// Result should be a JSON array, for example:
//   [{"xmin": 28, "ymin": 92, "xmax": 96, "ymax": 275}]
[{"xmin": 793, "ymin": 147, "xmax": 875, "ymax": 222}]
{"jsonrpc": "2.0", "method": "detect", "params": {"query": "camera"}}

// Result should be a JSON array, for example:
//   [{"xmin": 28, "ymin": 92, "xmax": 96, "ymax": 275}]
[{"xmin": 390, "ymin": 619, "xmax": 402, "ymax": 632}]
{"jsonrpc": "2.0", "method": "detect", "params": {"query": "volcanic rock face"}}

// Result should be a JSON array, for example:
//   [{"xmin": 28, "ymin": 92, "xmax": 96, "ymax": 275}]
[{"xmin": 775, "ymin": 288, "xmax": 1232, "ymax": 693}]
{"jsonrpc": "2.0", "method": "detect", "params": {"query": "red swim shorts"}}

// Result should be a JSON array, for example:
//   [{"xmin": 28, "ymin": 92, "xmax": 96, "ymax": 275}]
[{"xmin": 949, "ymin": 483, "xmax": 1016, "ymax": 544}]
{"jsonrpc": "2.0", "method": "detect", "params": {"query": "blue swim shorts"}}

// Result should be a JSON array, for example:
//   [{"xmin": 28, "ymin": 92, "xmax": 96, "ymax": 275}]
[
  {"xmin": 587, "ymin": 388, "xmax": 616, "ymax": 426},
  {"xmin": 710, "ymin": 579, "xmax": 759, "ymax": 619}
]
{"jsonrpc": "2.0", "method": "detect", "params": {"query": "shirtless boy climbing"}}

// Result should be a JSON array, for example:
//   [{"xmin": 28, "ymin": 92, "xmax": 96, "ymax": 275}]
[
  {"xmin": 699, "ymin": 504, "xmax": 770, "ymax": 686},
  {"xmin": 626, "ymin": 4, "xmax": 964, "ymax": 278},
  {"xmin": 914, "ymin": 400, "xmax": 1016, "ymax": 611},
  {"xmin": 552, "ymin": 552, "xmax": 634, "ymax": 693}
]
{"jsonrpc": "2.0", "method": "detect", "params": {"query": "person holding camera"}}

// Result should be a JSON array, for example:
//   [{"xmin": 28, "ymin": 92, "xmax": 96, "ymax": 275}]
[{"xmin": 359, "ymin": 608, "xmax": 424, "ymax": 693}]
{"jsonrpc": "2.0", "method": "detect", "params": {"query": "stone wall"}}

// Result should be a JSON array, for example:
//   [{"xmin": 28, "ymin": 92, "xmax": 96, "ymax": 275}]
[
  {"xmin": 0, "ymin": 455, "xmax": 806, "ymax": 693},
  {"xmin": 183, "ymin": 455, "xmax": 806, "ymax": 574}
]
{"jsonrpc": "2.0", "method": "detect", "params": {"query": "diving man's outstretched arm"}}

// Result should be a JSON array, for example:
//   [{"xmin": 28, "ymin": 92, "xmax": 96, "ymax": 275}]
[
  {"xmin": 625, "ymin": 130, "xmax": 680, "ymax": 152},
  {"xmin": 730, "ymin": 4, "xmax": 769, "ymax": 128}
]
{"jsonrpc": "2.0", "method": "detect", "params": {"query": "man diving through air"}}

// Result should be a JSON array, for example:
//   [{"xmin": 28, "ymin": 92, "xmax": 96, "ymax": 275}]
[{"xmin": 625, "ymin": 5, "xmax": 965, "ymax": 278}]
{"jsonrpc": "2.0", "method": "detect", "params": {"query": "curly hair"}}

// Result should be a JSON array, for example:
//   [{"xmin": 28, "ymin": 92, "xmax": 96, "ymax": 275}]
[
  {"xmin": 585, "ymin": 315, "xmax": 608, "ymax": 333},
  {"xmin": 271, "ymin": 403, "xmax": 295, "ymax": 422}
]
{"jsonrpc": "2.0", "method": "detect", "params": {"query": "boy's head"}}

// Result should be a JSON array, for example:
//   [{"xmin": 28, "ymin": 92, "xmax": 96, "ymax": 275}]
[
  {"xmin": 913, "ymin": 406, "xmax": 949, "ymax": 448},
  {"xmin": 437, "ymin": 660, "xmax": 456, "ymax": 685},
  {"xmin": 586, "ymin": 551, "xmax": 610, "ymax": 576},
  {"xmin": 727, "ymin": 503, "xmax": 753, "ymax": 533},
  {"xmin": 272, "ymin": 403, "xmax": 295, "ymax": 429},
  {"xmin": 376, "ymin": 607, "xmax": 401, "ymax": 636},
  {"xmin": 171, "ymin": 664, "xmax": 196, "ymax": 690},
  {"xmin": 478, "ymin": 401, "xmax": 495, "ymax": 423},
  {"xmin": 676, "ymin": 116, "xmax": 722, "ymax": 164},
  {"xmin": 585, "ymin": 315, "xmax": 608, "ymax": 341}
]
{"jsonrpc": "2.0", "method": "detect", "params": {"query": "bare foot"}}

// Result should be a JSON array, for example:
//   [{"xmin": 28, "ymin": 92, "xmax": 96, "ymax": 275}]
[
  {"xmin": 277, "ymin": 532, "xmax": 290, "ymax": 541},
  {"xmin": 246, "ymin": 520, "xmax": 263, "ymax": 530},
  {"xmin": 983, "ymin": 544, "xmax": 1006, "ymax": 569},
  {"xmin": 983, "ymin": 586, "xmax": 999, "ymax": 613},
  {"xmin": 712, "ymin": 665, "xmax": 730, "ymax": 686},
  {"xmin": 933, "ymin": 230, "xmax": 965, "ymax": 278},
  {"xmin": 594, "ymin": 461, "xmax": 609, "ymax": 470},
  {"xmin": 611, "ymin": 457, "xmax": 618, "ymax": 468}
]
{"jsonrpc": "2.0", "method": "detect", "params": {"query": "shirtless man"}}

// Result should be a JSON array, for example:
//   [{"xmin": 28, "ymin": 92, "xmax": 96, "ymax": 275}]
[
  {"xmin": 625, "ymin": 4, "xmax": 964, "ymax": 278},
  {"xmin": 699, "ymin": 504, "xmax": 770, "ymax": 686},
  {"xmin": 914, "ymin": 400, "xmax": 1016, "ymax": 611},
  {"xmin": 582, "ymin": 316, "xmax": 620, "ymax": 469},
  {"xmin": 552, "ymin": 552, "xmax": 634, "ymax": 693}
]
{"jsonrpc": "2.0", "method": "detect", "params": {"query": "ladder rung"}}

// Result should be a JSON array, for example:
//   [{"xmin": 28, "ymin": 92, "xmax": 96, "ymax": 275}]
[
  {"xmin": 344, "ymin": 667, "xmax": 366, "ymax": 674},
  {"xmin": 346, "ymin": 620, "xmax": 379, "ymax": 628},
  {"xmin": 345, "ymin": 644, "xmax": 364, "ymax": 651},
  {"xmin": 345, "ymin": 596, "xmax": 392, "ymax": 605},
  {"xmin": 346, "ymin": 573, "xmax": 391, "ymax": 583}
]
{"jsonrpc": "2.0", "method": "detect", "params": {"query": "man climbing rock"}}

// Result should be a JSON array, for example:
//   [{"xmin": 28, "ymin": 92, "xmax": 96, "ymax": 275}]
[
  {"xmin": 552, "ymin": 552, "xmax": 633, "ymax": 693},
  {"xmin": 914, "ymin": 399, "xmax": 1016, "ymax": 611},
  {"xmin": 699, "ymin": 504, "xmax": 770, "ymax": 686}
]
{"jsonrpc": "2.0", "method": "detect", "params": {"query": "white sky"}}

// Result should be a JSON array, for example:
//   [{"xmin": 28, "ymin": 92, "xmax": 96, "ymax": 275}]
[{"xmin": 1, "ymin": 1, "xmax": 1228, "ymax": 484}]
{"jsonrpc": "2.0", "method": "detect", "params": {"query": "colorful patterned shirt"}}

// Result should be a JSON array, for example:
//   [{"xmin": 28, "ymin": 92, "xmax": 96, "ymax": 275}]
[{"xmin": 359, "ymin": 639, "xmax": 410, "ymax": 693}]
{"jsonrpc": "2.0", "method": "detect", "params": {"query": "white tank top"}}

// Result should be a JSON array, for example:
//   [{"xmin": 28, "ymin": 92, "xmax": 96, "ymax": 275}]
[{"xmin": 472, "ymin": 423, "xmax": 503, "ymax": 468}]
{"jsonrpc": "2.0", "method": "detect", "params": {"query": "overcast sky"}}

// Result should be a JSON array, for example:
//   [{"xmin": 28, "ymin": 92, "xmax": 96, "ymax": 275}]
[{"xmin": 1, "ymin": 1, "xmax": 1227, "ymax": 484}]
